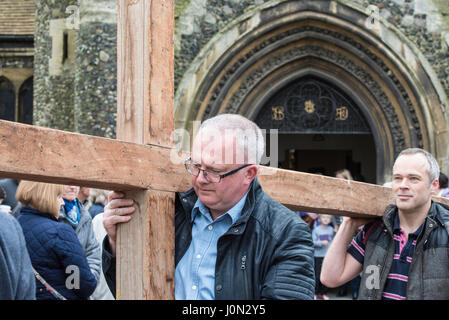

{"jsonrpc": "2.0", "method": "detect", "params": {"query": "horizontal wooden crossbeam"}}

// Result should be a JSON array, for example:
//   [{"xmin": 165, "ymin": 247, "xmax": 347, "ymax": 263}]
[
  {"xmin": 0, "ymin": 120, "xmax": 191, "ymax": 191},
  {"xmin": 258, "ymin": 167, "xmax": 449, "ymax": 217},
  {"xmin": 2, "ymin": 120, "xmax": 448, "ymax": 218}
]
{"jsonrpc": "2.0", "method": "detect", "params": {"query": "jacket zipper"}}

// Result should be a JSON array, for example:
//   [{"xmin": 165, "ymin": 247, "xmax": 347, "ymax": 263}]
[
  {"xmin": 415, "ymin": 218, "xmax": 433, "ymax": 299},
  {"xmin": 376, "ymin": 242, "xmax": 391, "ymax": 300},
  {"xmin": 241, "ymin": 255, "xmax": 249, "ymax": 299},
  {"xmin": 372, "ymin": 228, "xmax": 391, "ymax": 300}
]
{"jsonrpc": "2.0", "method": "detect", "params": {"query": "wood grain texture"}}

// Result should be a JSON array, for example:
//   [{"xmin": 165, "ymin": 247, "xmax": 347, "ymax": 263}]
[
  {"xmin": 258, "ymin": 166, "xmax": 449, "ymax": 217},
  {"xmin": 0, "ymin": 120, "xmax": 190, "ymax": 191},
  {"xmin": 116, "ymin": 0, "xmax": 175, "ymax": 300},
  {"xmin": 117, "ymin": 0, "xmax": 174, "ymax": 146},
  {"xmin": 117, "ymin": 0, "xmax": 146, "ymax": 144},
  {"xmin": 116, "ymin": 190, "xmax": 175, "ymax": 299},
  {"xmin": 146, "ymin": 0, "xmax": 174, "ymax": 147},
  {"xmin": 1, "ymin": 119, "xmax": 448, "ymax": 218}
]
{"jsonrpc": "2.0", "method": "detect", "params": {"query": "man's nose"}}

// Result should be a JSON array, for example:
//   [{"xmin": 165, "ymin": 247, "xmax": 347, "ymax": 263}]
[
  {"xmin": 399, "ymin": 179, "xmax": 410, "ymax": 188},
  {"xmin": 196, "ymin": 169, "xmax": 209, "ymax": 184}
]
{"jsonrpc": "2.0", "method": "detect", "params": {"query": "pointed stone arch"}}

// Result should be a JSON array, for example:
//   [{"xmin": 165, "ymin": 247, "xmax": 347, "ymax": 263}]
[
  {"xmin": 175, "ymin": 0, "xmax": 449, "ymax": 183},
  {"xmin": 18, "ymin": 76, "xmax": 33, "ymax": 124},
  {"xmin": 0, "ymin": 76, "xmax": 15, "ymax": 122}
]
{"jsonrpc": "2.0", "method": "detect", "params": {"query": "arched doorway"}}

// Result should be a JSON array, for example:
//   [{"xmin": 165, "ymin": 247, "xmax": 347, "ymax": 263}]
[
  {"xmin": 0, "ymin": 76, "xmax": 15, "ymax": 122},
  {"xmin": 255, "ymin": 77, "xmax": 376, "ymax": 182},
  {"xmin": 18, "ymin": 77, "xmax": 33, "ymax": 124},
  {"xmin": 175, "ymin": 1, "xmax": 449, "ymax": 184}
]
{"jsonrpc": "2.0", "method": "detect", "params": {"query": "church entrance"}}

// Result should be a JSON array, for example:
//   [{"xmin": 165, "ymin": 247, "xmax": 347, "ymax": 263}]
[
  {"xmin": 276, "ymin": 134, "xmax": 376, "ymax": 183},
  {"xmin": 256, "ymin": 77, "xmax": 376, "ymax": 183},
  {"xmin": 177, "ymin": 1, "xmax": 448, "ymax": 183}
]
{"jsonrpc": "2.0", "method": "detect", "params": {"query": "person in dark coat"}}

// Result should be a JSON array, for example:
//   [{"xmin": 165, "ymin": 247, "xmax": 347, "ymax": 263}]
[
  {"xmin": 101, "ymin": 114, "xmax": 315, "ymax": 300},
  {"xmin": 16, "ymin": 181, "xmax": 97, "ymax": 300}
]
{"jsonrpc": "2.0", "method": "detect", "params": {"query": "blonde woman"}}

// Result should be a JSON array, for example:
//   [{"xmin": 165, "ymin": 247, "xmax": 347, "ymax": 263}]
[{"xmin": 16, "ymin": 181, "xmax": 97, "ymax": 300}]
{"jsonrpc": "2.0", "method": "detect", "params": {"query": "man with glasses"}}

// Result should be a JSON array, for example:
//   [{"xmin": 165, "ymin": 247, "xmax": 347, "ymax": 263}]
[{"xmin": 101, "ymin": 114, "xmax": 315, "ymax": 299}]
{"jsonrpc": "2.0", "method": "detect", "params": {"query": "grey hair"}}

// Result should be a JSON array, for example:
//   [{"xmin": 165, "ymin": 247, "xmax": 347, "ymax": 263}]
[
  {"xmin": 396, "ymin": 148, "xmax": 440, "ymax": 182},
  {"xmin": 198, "ymin": 114, "xmax": 265, "ymax": 165}
]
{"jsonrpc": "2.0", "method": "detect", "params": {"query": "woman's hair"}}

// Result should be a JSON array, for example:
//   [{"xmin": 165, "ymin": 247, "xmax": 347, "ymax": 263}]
[
  {"xmin": 335, "ymin": 169, "xmax": 353, "ymax": 181},
  {"xmin": 16, "ymin": 181, "xmax": 64, "ymax": 216}
]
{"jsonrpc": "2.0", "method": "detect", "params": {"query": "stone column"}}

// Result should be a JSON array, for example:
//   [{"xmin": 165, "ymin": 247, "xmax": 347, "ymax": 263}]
[
  {"xmin": 74, "ymin": 0, "xmax": 117, "ymax": 138},
  {"xmin": 33, "ymin": 0, "xmax": 79, "ymax": 131}
]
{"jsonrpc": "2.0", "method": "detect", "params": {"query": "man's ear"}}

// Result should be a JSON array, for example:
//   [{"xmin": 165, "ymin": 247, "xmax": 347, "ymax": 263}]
[
  {"xmin": 245, "ymin": 165, "xmax": 258, "ymax": 182},
  {"xmin": 431, "ymin": 178, "xmax": 439, "ymax": 195}
]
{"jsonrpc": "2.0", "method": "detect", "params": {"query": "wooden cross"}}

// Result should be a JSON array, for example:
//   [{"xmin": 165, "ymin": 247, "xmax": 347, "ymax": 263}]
[{"xmin": 1, "ymin": 1, "xmax": 448, "ymax": 300}]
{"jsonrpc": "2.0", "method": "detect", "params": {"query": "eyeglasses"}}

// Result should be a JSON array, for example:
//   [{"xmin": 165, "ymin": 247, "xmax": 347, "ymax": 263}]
[{"xmin": 184, "ymin": 157, "xmax": 251, "ymax": 183}]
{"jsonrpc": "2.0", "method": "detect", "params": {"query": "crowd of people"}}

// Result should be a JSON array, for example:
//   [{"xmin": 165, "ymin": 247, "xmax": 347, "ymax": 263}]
[
  {"xmin": 1, "ymin": 113, "xmax": 449, "ymax": 300},
  {"xmin": 0, "ymin": 180, "xmax": 112, "ymax": 300}
]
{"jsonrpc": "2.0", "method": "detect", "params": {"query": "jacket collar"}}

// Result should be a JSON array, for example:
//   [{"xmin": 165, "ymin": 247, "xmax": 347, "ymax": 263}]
[
  {"xmin": 428, "ymin": 201, "xmax": 449, "ymax": 233},
  {"xmin": 191, "ymin": 191, "xmax": 248, "ymax": 225},
  {"xmin": 383, "ymin": 201, "xmax": 449, "ymax": 235},
  {"xmin": 382, "ymin": 204, "xmax": 397, "ymax": 235},
  {"xmin": 178, "ymin": 177, "xmax": 262, "ymax": 232},
  {"xmin": 236, "ymin": 177, "xmax": 260, "ymax": 224},
  {"xmin": 20, "ymin": 206, "xmax": 58, "ymax": 221}
]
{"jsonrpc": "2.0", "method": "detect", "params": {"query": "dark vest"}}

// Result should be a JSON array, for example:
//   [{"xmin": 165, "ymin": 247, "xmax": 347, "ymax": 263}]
[{"xmin": 358, "ymin": 202, "xmax": 449, "ymax": 300}]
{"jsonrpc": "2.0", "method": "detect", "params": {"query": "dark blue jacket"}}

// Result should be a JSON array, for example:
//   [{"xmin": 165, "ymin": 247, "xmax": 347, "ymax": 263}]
[{"xmin": 17, "ymin": 206, "xmax": 97, "ymax": 300}]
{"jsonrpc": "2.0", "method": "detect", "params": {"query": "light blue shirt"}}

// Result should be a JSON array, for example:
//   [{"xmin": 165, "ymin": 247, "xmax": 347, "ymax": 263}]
[{"xmin": 174, "ymin": 192, "xmax": 248, "ymax": 300}]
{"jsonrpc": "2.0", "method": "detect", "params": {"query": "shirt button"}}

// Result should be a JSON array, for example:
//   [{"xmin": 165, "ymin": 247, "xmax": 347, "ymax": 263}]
[
  {"xmin": 196, "ymin": 254, "xmax": 201, "ymax": 259},
  {"xmin": 216, "ymin": 284, "xmax": 222, "ymax": 291},
  {"xmin": 208, "ymin": 225, "xmax": 213, "ymax": 231},
  {"xmin": 192, "ymin": 285, "xmax": 197, "ymax": 290}
]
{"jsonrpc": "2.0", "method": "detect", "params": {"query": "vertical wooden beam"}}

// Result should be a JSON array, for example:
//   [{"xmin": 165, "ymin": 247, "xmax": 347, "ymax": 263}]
[
  {"xmin": 116, "ymin": 190, "xmax": 175, "ymax": 299},
  {"xmin": 117, "ymin": 0, "xmax": 174, "ymax": 147},
  {"xmin": 116, "ymin": 0, "xmax": 175, "ymax": 299}
]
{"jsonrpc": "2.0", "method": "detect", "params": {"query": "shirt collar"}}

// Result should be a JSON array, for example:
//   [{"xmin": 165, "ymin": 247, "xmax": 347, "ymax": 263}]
[
  {"xmin": 191, "ymin": 191, "xmax": 249, "ymax": 225},
  {"xmin": 20, "ymin": 206, "xmax": 58, "ymax": 221},
  {"xmin": 393, "ymin": 211, "xmax": 424, "ymax": 237}
]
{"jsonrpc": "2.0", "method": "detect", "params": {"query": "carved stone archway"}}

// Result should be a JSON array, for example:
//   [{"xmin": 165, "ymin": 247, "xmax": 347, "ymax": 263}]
[{"xmin": 175, "ymin": 1, "xmax": 449, "ymax": 183}]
